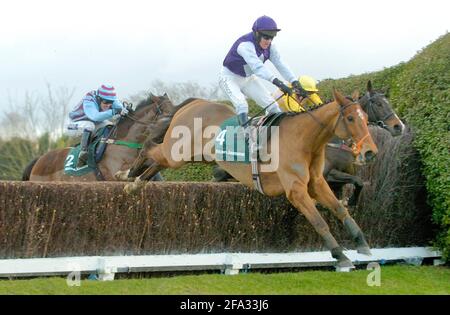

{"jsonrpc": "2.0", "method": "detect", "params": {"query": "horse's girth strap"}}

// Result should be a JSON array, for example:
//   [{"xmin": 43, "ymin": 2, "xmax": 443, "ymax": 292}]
[
  {"xmin": 102, "ymin": 139, "xmax": 143, "ymax": 149},
  {"xmin": 249, "ymin": 128, "xmax": 265, "ymax": 195}
]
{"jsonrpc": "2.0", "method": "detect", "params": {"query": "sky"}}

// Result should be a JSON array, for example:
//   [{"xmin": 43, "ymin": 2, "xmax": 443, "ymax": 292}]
[{"xmin": 0, "ymin": 0, "xmax": 448, "ymax": 112}]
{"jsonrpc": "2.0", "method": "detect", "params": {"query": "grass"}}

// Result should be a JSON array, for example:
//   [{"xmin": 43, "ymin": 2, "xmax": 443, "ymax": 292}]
[{"xmin": 0, "ymin": 265, "xmax": 449, "ymax": 295}]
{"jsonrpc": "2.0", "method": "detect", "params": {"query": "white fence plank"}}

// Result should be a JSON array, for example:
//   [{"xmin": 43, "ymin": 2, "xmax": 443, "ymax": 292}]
[{"xmin": 0, "ymin": 247, "xmax": 441, "ymax": 279}]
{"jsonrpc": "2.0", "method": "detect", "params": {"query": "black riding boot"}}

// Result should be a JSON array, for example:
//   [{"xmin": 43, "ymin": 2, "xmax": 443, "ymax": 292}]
[
  {"xmin": 237, "ymin": 113, "xmax": 248, "ymax": 127},
  {"xmin": 237, "ymin": 112, "xmax": 250, "ymax": 142},
  {"xmin": 77, "ymin": 129, "xmax": 91, "ymax": 167}
]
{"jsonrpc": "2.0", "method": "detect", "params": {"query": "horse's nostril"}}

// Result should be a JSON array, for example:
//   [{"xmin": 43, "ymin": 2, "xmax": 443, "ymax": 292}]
[
  {"xmin": 394, "ymin": 124, "xmax": 402, "ymax": 132},
  {"xmin": 365, "ymin": 150, "xmax": 376, "ymax": 162}
]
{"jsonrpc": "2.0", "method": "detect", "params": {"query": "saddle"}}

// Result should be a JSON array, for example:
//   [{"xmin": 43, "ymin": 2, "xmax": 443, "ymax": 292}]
[
  {"xmin": 63, "ymin": 126, "xmax": 113, "ymax": 178},
  {"xmin": 214, "ymin": 112, "xmax": 286, "ymax": 164}
]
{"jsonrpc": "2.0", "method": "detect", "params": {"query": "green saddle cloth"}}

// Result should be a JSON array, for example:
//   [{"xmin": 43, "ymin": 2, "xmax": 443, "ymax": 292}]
[
  {"xmin": 63, "ymin": 127, "xmax": 108, "ymax": 176},
  {"xmin": 214, "ymin": 113, "xmax": 286, "ymax": 164}
]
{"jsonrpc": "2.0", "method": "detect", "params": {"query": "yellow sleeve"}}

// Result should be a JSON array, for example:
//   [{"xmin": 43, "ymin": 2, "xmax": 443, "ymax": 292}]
[
  {"xmin": 301, "ymin": 93, "xmax": 323, "ymax": 108},
  {"xmin": 274, "ymin": 91, "xmax": 307, "ymax": 112},
  {"xmin": 309, "ymin": 93, "xmax": 323, "ymax": 105}
]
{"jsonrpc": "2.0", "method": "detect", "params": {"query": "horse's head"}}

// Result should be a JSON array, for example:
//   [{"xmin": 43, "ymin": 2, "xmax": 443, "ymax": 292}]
[
  {"xmin": 115, "ymin": 93, "xmax": 176, "ymax": 141},
  {"xmin": 333, "ymin": 89, "xmax": 378, "ymax": 164},
  {"xmin": 131, "ymin": 92, "xmax": 177, "ymax": 121},
  {"xmin": 359, "ymin": 80, "xmax": 404, "ymax": 136}
]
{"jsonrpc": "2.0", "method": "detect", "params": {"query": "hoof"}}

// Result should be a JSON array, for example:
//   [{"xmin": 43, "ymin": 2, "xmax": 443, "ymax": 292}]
[
  {"xmin": 115, "ymin": 169, "xmax": 130, "ymax": 181},
  {"xmin": 336, "ymin": 259, "xmax": 355, "ymax": 272},
  {"xmin": 124, "ymin": 180, "xmax": 144, "ymax": 194},
  {"xmin": 357, "ymin": 246, "xmax": 372, "ymax": 256}
]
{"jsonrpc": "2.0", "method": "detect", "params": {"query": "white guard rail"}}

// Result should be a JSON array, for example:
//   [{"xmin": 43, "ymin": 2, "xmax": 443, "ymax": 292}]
[{"xmin": 0, "ymin": 247, "xmax": 442, "ymax": 280}]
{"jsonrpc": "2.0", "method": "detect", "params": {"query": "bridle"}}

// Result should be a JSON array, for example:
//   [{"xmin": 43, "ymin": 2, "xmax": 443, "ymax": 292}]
[
  {"xmin": 360, "ymin": 92, "xmax": 396, "ymax": 129},
  {"xmin": 307, "ymin": 100, "xmax": 370, "ymax": 156},
  {"xmin": 104, "ymin": 98, "xmax": 168, "ymax": 148},
  {"xmin": 125, "ymin": 99, "xmax": 167, "ymax": 125}
]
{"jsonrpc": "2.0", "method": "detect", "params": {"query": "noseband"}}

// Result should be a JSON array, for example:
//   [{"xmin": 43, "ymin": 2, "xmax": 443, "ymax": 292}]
[
  {"xmin": 338, "ymin": 102, "xmax": 370, "ymax": 156},
  {"xmin": 362, "ymin": 93, "xmax": 395, "ymax": 129}
]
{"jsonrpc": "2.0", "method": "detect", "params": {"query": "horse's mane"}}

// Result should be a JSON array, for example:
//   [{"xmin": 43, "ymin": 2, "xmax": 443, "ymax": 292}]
[
  {"xmin": 177, "ymin": 97, "xmax": 199, "ymax": 108},
  {"xmin": 134, "ymin": 95, "xmax": 154, "ymax": 112}
]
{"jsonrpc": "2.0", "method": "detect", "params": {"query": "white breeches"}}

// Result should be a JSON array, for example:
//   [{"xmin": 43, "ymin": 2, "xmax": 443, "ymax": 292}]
[
  {"xmin": 65, "ymin": 120, "xmax": 112, "ymax": 138},
  {"xmin": 219, "ymin": 67, "xmax": 281, "ymax": 115}
]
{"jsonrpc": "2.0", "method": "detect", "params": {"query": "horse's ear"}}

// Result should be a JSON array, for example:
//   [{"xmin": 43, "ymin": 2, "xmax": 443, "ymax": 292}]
[
  {"xmin": 351, "ymin": 89, "xmax": 360, "ymax": 101},
  {"xmin": 367, "ymin": 80, "xmax": 374, "ymax": 94},
  {"xmin": 384, "ymin": 87, "xmax": 390, "ymax": 98},
  {"xmin": 150, "ymin": 93, "xmax": 159, "ymax": 103},
  {"xmin": 332, "ymin": 88, "xmax": 345, "ymax": 105}
]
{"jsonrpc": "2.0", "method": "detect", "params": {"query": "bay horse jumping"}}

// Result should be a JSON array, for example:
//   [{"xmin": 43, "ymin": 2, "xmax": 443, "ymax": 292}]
[
  {"xmin": 213, "ymin": 81, "xmax": 404, "ymax": 206},
  {"xmin": 22, "ymin": 94, "xmax": 177, "ymax": 182},
  {"xmin": 123, "ymin": 89, "xmax": 378, "ymax": 269}
]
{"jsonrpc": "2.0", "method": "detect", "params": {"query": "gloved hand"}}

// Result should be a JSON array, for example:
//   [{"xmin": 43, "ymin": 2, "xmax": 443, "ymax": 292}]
[
  {"xmin": 119, "ymin": 107, "xmax": 129, "ymax": 116},
  {"xmin": 114, "ymin": 107, "xmax": 129, "ymax": 116},
  {"xmin": 292, "ymin": 80, "xmax": 308, "ymax": 98},
  {"xmin": 272, "ymin": 78, "xmax": 292, "ymax": 96}
]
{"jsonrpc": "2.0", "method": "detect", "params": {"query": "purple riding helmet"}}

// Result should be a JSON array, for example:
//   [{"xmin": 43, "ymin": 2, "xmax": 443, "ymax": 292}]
[{"xmin": 252, "ymin": 15, "xmax": 281, "ymax": 37}]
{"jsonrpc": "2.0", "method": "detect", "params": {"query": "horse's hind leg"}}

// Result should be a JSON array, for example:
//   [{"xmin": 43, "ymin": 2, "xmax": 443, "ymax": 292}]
[
  {"xmin": 123, "ymin": 162, "xmax": 162, "ymax": 194},
  {"xmin": 284, "ymin": 178, "xmax": 355, "ymax": 269},
  {"xmin": 309, "ymin": 175, "xmax": 371, "ymax": 256},
  {"xmin": 124, "ymin": 143, "xmax": 172, "ymax": 193}
]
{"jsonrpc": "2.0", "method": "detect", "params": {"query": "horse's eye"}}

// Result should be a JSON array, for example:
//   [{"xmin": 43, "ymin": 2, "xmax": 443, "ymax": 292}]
[{"xmin": 347, "ymin": 116, "xmax": 354, "ymax": 122}]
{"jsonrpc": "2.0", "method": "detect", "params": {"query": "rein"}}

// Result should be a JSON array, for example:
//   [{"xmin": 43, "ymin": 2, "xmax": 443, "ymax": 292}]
[
  {"xmin": 126, "ymin": 100, "xmax": 166, "ymax": 125},
  {"xmin": 106, "ymin": 99, "xmax": 167, "ymax": 150},
  {"xmin": 245, "ymin": 93, "xmax": 285, "ymax": 126}
]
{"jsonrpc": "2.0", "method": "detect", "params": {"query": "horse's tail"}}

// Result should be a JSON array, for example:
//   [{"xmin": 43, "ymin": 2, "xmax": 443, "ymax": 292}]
[{"xmin": 22, "ymin": 157, "xmax": 39, "ymax": 181}]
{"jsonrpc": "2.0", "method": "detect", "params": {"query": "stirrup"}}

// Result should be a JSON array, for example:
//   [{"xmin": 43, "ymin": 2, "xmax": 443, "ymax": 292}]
[{"xmin": 77, "ymin": 151, "xmax": 88, "ymax": 167}]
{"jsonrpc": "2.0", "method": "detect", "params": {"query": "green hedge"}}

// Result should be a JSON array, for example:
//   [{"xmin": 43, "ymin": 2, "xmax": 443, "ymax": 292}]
[{"xmin": 318, "ymin": 33, "xmax": 450, "ymax": 260}]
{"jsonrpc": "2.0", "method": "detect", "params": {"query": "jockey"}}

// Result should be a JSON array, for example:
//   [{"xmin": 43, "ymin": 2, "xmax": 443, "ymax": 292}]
[
  {"xmin": 274, "ymin": 75, "xmax": 323, "ymax": 112},
  {"xmin": 67, "ymin": 84, "xmax": 128, "ymax": 167},
  {"xmin": 219, "ymin": 15, "xmax": 308, "ymax": 127}
]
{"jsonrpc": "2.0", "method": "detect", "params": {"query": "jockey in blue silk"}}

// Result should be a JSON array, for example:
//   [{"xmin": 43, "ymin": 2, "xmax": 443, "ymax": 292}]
[
  {"xmin": 66, "ymin": 84, "xmax": 128, "ymax": 167},
  {"xmin": 219, "ymin": 15, "xmax": 308, "ymax": 127}
]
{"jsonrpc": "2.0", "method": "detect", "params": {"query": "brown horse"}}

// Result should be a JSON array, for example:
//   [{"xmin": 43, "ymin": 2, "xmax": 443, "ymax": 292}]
[
  {"xmin": 324, "ymin": 81, "xmax": 404, "ymax": 205},
  {"xmin": 123, "ymin": 89, "xmax": 378, "ymax": 269},
  {"xmin": 22, "ymin": 94, "xmax": 178, "ymax": 182},
  {"xmin": 213, "ymin": 81, "xmax": 404, "ymax": 206}
]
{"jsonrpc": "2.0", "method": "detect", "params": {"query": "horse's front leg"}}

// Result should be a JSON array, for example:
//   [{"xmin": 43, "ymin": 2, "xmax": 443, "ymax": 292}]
[
  {"xmin": 281, "ymin": 173, "xmax": 355, "ymax": 269},
  {"xmin": 114, "ymin": 151, "xmax": 147, "ymax": 181},
  {"xmin": 326, "ymin": 169, "xmax": 364, "ymax": 206},
  {"xmin": 309, "ymin": 174, "xmax": 371, "ymax": 256}
]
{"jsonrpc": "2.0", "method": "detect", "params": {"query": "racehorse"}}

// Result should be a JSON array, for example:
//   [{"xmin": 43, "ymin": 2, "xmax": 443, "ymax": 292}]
[
  {"xmin": 213, "ymin": 81, "xmax": 404, "ymax": 206},
  {"xmin": 122, "ymin": 89, "xmax": 378, "ymax": 269},
  {"xmin": 22, "ymin": 94, "xmax": 178, "ymax": 182},
  {"xmin": 324, "ymin": 81, "xmax": 404, "ymax": 205}
]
